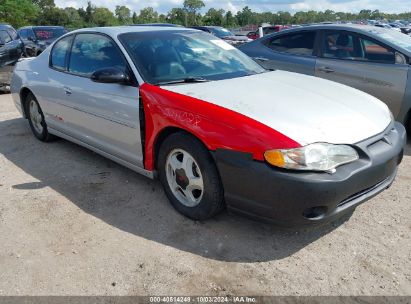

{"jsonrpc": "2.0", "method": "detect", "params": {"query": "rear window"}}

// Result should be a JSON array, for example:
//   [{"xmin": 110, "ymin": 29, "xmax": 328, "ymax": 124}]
[
  {"xmin": 264, "ymin": 31, "xmax": 316, "ymax": 56},
  {"xmin": 34, "ymin": 28, "xmax": 65, "ymax": 41}
]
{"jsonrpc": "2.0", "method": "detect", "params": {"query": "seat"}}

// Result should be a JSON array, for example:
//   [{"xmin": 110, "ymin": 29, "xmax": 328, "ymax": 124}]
[
  {"xmin": 153, "ymin": 46, "xmax": 186, "ymax": 78},
  {"xmin": 335, "ymin": 35, "xmax": 351, "ymax": 58}
]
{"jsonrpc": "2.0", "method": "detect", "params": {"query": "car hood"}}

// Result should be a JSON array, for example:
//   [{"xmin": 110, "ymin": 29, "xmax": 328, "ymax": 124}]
[{"xmin": 161, "ymin": 71, "xmax": 392, "ymax": 145}]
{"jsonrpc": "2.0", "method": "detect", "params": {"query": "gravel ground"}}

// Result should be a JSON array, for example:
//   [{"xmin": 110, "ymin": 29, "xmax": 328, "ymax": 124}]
[{"xmin": 0, "ymin": 93, "xmax": 410, "ymax": 296}]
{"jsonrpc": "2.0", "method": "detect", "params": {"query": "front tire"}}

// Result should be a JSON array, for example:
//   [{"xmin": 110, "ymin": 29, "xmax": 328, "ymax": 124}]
[
  {"xmin": 158, "ymin": 132, "xmax": 225, "ymax": 220},
  {"xmin": 26, "ymin": 93, "xmax": 56, "ymax": 142}
]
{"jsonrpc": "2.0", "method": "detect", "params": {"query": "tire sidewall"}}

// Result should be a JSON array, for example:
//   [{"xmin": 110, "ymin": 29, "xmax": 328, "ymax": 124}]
[
  {"xmin": 26, "ymin": 94, "xmax": 48, "ymax": 141},
  {"xmin": 158, "ymin": 133, "xmax": 224, "ymax": 220}
]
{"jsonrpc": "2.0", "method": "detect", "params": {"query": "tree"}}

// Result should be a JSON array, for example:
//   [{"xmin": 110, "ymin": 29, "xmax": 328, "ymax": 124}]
[
  {"xmin": 64, "ymin": 7, "xmax": 83, "ymax": 29},
  {"xmin": 132, "ymin": 12, "xmax": 138, "ymax": 24},
  {"xmin": 32, "ymin": 0, "xmax": 55, "ymax": 10},
  {"xmin": 183, "ymin": 0, "xmax": 204, "ymax": 25},
  {"xmin": 224, "ymin": 11, "xmax": 236, "ymax": 28},
  {"xmin": 158, "ymin": 14, "xmax": 167, "ymax": 23},
  {"xmin": 91, "ymin": 7, "xmax": 116, "ymax": 26},
  {"xmin": 358, "ymin": 9, "xmax": 372, "ymax": 20},
  {"xmin": 36, "ymin": 7, "xmax": 68, "ymax": 25},
  {"xmin": 85, "ymin": 1, "xmax": 94, "ymax": 24},
  {"xmin": 0, "ymin": 0, "xmax": 38, "ymax": 28},
  {"xmin": 115, "ymin": 5, "xmax": 131, "ymax": 25},
  {"xmin": 276, "ymin": 11, "xmax": 292, "ymax": 24},
  {"xmin": 137, "ymin": 7, "xmax": 158, "ymax": 24},
  {"xmin": 204, "ymin": 8, "xmax": 225, "ymax": 26},
  {"xmin": 167, "ymin": 8, "xmax": 187, "ymax": 25},
  {"xmin": 236, "ymin": 6, "xmax": 253, "ymax": 26}
]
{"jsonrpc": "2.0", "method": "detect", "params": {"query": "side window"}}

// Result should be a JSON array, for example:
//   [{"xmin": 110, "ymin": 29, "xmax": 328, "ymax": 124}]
[
  {"xmin": 50, "ymin": 35, "xmax": 73, "ymax": 71},
  {"xmin": 359, "ymin": 38, "xmax": 395, "ymax": 64},
  {"xmin": 68, "ymin": 33, "xmax": 126, "ymax": 77},
  {"xmin": 19, "ymin": 29, "xmax": 27, "ymax": 39},
  {"xmin": 0, "ymin": 30, "xmax": 12, "ymax": 43},
  {"xmin": 7, "ymin": 29, "xmax": 18, "ymax": 40},
  {"xmin": 323, "ymin": 31, "xmax": 356, "ymax": 60},
  {"xmin": 27, "ymin": 30, "xmax": 36, "ymax": 40},
  {"xmin": 264, "ymin": 31, "xmax": 316, "ymax": 56}
]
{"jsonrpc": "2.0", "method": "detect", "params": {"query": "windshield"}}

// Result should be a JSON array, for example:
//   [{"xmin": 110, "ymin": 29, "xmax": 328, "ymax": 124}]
[
  {"xmin": 119, "ymin": 31, "xmax": 265, "ymax": 85},
  {"xmin": 33, "ymin": 28, "xmax": 65, "ymax": 41},
  {"xmin": 370, "ymin": 29, "xmax": 411, "ymax": 52},
  {"xmin": 209, "ymin": 27, "xmax": 233, "ymax": 38}
]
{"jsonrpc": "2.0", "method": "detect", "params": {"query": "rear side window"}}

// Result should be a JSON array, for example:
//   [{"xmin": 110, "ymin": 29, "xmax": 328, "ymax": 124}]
[
  {"xmin": 68, "ymin": 33, "xmax": 126, "ymax": 77},
  {"xmin": 50, "ymin": 35, "xmax": 73, "ymax": 71},
  {"xmin": 0, "ymin": 30, "xmax": 12, "ymax": 43},
  {"xmin": 19, "ymin": 29, "xmax": 27, "ymax": 39},
  {"xmin": 264, "ymin": 31, "xmax": 316, "ymax": 56},
  {"xmin": 27, "ymin": 29, "xmax": 36, "ymax": 40}
]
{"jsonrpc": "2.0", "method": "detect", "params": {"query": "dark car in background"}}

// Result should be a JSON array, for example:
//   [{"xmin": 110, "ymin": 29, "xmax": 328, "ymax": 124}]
[
  {"xmin": 18, "ymin": 26, "xmax": 66, "ymax": 57},
  {"xmin": 0, "ymin": 24, "xmax": 23, "ymax": 91},
  {"xmin": 190, "ymin": 26, "xmax": 251, "ymax": 45},
  {"xmin": 239, "ymin": 24, "xmax": 411, "ymax": 132}
]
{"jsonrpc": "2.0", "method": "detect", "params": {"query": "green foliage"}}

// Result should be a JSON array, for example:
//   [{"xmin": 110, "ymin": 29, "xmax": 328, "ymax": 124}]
[
  {"xmin": 183, "ymin": 0, "xmax": 205, "ymax": 14},
  {"xmin": 167, "ymin": 8, "xmax": 187, "ymax": 26},
  {"xmin": 0, "ymin": 0, "xmax": 38, "ymax": 28},
  {"xmin": 204, "ymin": 8, "xmax": 225, "ymax": 26},
  {"xmin": 183, "ymin": 0, "xmax": 205, "ymax": 25},
  {"xmin": 90, "ymin": 7, "xmax": 117, "ymax": 26},
  {"xmin": 0, "ymin": 0, "xmax": 410, "ymax": 30},
  {"xmin": 136, "ymin": 7, "xmax": 158, "ymax": 24},
  {"xmin": 115, "ymin": 5, "xmax": 131, "ymax": 25},
  {"xmin": 64, "ymin": 7, "xmax": 84, "ymax": 29}
]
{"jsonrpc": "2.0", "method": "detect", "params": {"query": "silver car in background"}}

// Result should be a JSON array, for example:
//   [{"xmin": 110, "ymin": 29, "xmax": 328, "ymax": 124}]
[{"xmin": 239, "ymin": 24, "xmax": 411, "ymax": 132}]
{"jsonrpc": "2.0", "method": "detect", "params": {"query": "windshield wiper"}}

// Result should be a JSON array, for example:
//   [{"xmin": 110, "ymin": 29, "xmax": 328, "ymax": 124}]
[{"xmin": 156, "ymin": 77, "xmax": 210, "ymax": 86}]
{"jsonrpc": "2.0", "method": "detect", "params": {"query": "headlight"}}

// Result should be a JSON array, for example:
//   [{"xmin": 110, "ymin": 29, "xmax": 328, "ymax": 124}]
[{"xmin": 264, "ymin": 143, "xmax": 359, "ymax": 172}]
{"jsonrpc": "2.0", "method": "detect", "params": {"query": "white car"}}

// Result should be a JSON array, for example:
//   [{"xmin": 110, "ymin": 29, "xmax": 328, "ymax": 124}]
[{"xmin": 10, "ymin": 26, "xmax": 406, "ymax": 226}]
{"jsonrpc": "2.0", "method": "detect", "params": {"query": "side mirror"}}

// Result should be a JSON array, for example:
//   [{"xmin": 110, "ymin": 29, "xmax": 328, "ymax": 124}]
[{"xmin": 91, "ymin": 67, "xmax": 130, "ymax": 84}]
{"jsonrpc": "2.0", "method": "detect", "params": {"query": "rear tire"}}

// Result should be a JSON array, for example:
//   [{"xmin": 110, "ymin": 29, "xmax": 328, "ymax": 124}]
[
  {"xmin": 158, "ymin": 132, "xmax": 225, "ymax": 220},
  {"xmin": 26, "ymin": 93, "xmax": 56, "ymax": 142}
]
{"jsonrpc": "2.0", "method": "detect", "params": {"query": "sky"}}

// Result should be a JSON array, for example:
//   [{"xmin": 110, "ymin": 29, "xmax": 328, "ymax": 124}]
[{"xmin": 54, "ymin": 0, "xmax": 411, "ymax": 15}]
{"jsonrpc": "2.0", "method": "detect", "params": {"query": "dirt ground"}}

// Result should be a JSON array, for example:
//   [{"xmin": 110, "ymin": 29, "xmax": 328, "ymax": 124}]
[{"xmin": 0, "ymin": 93, "xmax": 410, "ymax": 296}]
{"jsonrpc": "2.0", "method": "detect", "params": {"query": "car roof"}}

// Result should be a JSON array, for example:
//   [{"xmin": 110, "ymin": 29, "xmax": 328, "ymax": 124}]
[
  {"xmin": 70, "ymin": 25, "xmax": 193, "ymax": 36},
  {"xmin": 278, "ymin": 23, "xmax": 393, "ymax": 36},
  {"xmin": 200, "ymin": 26, "xmax": 223, "ymax": 29},
  {"xmin": 259, "ymin": 23, "xmax": 411, "ymax": 56},
  {"xmin": 19, "ymin": 26, "xmax": 65, "ymax": 29},
  {"xmin": 130, "ymin": 23, "xmax": 182, "ymax": 27},
  {"xmin": 0, "ymin": 24, "xmax": 14, "ymax": 29}
]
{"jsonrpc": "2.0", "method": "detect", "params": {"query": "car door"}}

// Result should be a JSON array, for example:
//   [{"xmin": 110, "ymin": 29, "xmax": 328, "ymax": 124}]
[
  {"xmin": 315, "ymin": 30, "xmax": 408, "ymax": 118},
  {"xmin": 250, "ymin": 30, "xmax": 318, "ymax": 75},
  {"xmin": 6, "ymin": 28, "xmax": 23, "ymax": 63},
  {"xmin": 26, "ymin": 29, "xmax": 38, "ymax": 56},
  {"xmin": 0, "ymin": 30, "xmax": 13, "ymax": 85},
  {"xmin": 18, "ymin": 29, "xmax": 30, "ymax": 55},
  {"xmin": 46, "ymin": 33, "xmax": 144, "ymax": 167}
]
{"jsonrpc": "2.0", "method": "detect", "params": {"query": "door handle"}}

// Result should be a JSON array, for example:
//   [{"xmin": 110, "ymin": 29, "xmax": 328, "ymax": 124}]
[
  {"xmin": 63, "ymin": 87, "xmax": 72, "ymax": 96},
  {"xmin": 318, "ymin": 66, "xmax": 335, "ymax": 73},
  {"xmin": 253, "ymin": 56, "xmax": 269, "ymax": 62}
]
